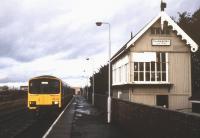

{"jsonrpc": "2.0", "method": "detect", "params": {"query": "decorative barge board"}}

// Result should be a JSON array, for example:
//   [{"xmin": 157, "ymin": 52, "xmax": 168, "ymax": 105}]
[{"xmin": 111, "ymin": 3, "xmax": 198, "ymax": 111}]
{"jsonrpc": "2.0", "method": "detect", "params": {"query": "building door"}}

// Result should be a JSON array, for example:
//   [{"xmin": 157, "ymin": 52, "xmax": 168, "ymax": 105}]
[{"xmin": 156, "ymin": 95, "xmax": 168, "ymax": 108}]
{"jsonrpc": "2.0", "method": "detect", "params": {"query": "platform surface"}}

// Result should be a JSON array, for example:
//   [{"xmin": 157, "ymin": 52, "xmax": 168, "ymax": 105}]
[{"xmin": 46, "ymin": 95, "xmax": 131, "ymax": 138}]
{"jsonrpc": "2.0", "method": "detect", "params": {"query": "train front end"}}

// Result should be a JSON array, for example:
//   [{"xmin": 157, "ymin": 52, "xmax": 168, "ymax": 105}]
[{"xmin": 28, "ymin": 76, "xmax": 62, "ymax": 110}]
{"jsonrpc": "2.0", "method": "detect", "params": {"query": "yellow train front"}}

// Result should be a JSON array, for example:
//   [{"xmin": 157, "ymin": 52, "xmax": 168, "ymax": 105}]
[{"xmin": 27, "ymin": 75, "xmax": 72, "ymax": 110}]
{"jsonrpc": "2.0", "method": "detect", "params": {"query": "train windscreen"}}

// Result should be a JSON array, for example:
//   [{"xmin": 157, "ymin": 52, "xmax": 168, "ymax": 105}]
[{"xmin": 29, "ymin": 79, "xmax": 60, "ymax": 94}]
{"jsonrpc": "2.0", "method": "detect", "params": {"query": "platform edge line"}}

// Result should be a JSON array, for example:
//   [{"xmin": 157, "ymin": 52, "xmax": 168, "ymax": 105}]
[{"xmin": 42, "ymin": 97, "xmax": 74, "ymax": 138}]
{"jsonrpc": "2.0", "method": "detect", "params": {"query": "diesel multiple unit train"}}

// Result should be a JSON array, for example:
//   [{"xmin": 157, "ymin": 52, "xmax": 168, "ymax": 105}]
[{"xmin": 27, "ymin": 75, "xmax": 74, "ymax": 110}]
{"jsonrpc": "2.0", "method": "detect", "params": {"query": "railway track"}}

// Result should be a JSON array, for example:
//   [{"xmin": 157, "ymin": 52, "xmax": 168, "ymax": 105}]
[
  {"xmin": 0, "ymin": 93, "xmax": 73, "ymax": 138},
  {"xmin": 0, "ymin": 106, "xmax": 26, "ymax": 124},
  {"xmin": 0, "ymin": 101, "xmax": 62, "ymax": 138},
  {"xmin": 0, "ymin": 98, "xmax": 36, "ymax": 138},
  {"xmin": 15, "ymin": 109, "xmax": 61, "ymax": 138},
  {"xmin": 16, "ymin": 98, "xmax": 74, "ymax": 138}
]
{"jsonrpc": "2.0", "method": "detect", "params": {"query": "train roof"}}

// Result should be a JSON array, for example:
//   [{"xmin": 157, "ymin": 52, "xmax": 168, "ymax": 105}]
[
  {"xmin": 29, "ymin": 75, "xmax": 72, "ymax": 87},
  {"xmin": 29, "ymin": 75, "xmax": 61, "ymax": 81}
]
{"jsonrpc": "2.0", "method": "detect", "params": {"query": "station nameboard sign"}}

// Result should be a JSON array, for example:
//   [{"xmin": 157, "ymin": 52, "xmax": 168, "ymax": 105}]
[{"xmin": 152, "ymin": 39, "xmax": 171, "ymax": 46}]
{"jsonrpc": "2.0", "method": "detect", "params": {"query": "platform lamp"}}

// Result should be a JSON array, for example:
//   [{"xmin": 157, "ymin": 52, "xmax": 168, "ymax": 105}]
[
  {"xmin": 86, "ymin": 58, "xmax": 95, "ymax": 105},
  {"xmin": 95, "ymin": 22, "xmax": 111, "ymax": 123}
]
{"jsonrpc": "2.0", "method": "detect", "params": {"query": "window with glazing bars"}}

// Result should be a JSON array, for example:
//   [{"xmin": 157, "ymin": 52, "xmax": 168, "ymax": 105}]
[{"xmin": 133, "ymin": 52, "xmax": 167, "ymax": 82}]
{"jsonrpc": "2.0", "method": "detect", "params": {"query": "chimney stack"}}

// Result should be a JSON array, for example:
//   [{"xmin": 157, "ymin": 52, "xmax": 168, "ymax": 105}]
[{"xmin": 161, "ymin": 0, "xmax": 167, "ymax": 11}]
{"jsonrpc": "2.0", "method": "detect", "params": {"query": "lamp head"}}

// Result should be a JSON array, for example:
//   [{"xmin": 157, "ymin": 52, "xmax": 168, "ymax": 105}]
[{"xmin": 96, "ymin": 22, "xmax": 102, "ymax": 26}]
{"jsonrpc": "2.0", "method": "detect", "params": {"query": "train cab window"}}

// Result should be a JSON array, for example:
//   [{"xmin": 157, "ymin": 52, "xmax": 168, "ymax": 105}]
[{"xmin": 29, "ymin": 79, "xmax": 60, "ymax": 94}]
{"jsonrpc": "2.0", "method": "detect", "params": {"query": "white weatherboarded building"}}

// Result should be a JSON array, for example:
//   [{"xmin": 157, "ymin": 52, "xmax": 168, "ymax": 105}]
[{"xmin": 111, "ymin": 10, "xmax": 198, "ymax": 110}]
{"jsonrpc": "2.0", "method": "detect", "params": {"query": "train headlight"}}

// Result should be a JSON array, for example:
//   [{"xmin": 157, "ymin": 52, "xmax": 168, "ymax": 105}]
[
  {"xmin": 53, "ymin": 101, "xmax": 59, "ymax": 104},
  {"xmin": 29, "ymin": 101, "xmax": 36, "ymax": 106}
]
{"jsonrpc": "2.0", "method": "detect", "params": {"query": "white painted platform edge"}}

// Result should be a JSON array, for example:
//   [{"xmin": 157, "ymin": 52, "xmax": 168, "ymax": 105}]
[{"xmin": 42, "ymin": 97, "xmax": 74, "ymax": 138}]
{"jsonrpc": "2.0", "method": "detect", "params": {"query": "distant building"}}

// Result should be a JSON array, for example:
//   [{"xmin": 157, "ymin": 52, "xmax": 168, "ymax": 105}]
[
  {"xmin": 111, "ymin": 6, "xmax": 198, "ymax": 110},
  {"xmin": 0, "ymin": 86, "xmax": 9, "ymax": 92},
  {"xmin": 73, "ymin": 87, "xmax": 81, "ymax": 95},
  {"xmin": 20, "ymin": 86, "xmax": 28, "ymax": 91}
]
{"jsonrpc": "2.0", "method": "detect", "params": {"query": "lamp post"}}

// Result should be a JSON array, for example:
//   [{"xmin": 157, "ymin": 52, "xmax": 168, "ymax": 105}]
[
  {"xmin": 96, "ymin": 22, "xmax": 111, "ymax": 123},
  {"xmin": 83, "ymin": 70, "xmax": 89, "ymax": 99},
  {"xmin": 86, "ymin": 58, "xmax": 95, "ymax": 105}
]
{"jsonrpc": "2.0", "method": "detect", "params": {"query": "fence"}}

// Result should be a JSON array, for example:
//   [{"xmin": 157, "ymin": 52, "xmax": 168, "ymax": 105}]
[
  {"xmin": 94, "ymin": 94, "xmax": 200, "ymax": 138},
  {"xmin": 0, "ymin": 90, "xmax": 26, "ymax": 103}
]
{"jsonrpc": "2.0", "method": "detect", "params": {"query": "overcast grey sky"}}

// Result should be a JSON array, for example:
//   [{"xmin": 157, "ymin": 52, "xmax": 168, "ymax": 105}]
[{"xmin": 0, "ymin": 0, "xmax": 199, "ymax": 87}]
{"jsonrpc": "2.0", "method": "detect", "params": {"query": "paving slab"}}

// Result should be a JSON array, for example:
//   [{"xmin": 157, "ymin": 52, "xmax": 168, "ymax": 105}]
[
  {"xmin": 45, "ymin": 98, "xmax": 75, "ymax": 138},
  {"xmin": 71, "ymin": 96, "xmax": 131, "ymax": 138},
  {"xmin": 46, "ymin": 95, "xmax": 131, "ymax": 138}
]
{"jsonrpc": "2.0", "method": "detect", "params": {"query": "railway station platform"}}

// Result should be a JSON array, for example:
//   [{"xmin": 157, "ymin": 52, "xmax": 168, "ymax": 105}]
[{"xmin": 44, "ymin": 95, "xmax": 131, "ymax": 138}]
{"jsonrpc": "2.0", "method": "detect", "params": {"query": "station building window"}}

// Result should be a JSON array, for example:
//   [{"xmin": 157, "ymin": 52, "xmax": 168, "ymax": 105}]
[
  {"xmin": 132, "ymin": 52, "xmax": 168, "ymax": 83},
  {"xmin": 112, "ymin": 56, "xmax": 129, "ymax": 85}
]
